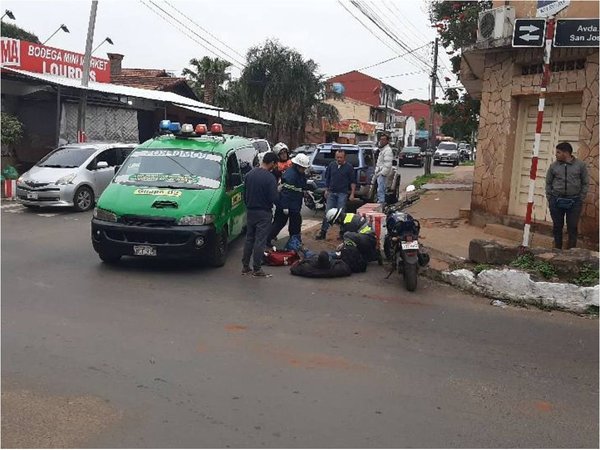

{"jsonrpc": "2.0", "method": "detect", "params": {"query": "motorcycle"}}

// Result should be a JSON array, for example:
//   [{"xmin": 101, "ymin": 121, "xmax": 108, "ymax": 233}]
[
  {"xmin": 303, "ymin": 179, "xmax": 326, "ymax": 212},
  {"xmin": 383, "ymin": 185, "xmax": 429, "ymax": 291}
]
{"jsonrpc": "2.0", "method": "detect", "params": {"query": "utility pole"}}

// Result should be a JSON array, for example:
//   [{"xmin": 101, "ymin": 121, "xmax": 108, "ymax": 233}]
[
  {"xmin": 77, "ymin": 0, "xmax": 98, "ymax": 143},
  {"xmin": 424, "ymin": 38, "xmax": 438, "ymax": 176}
]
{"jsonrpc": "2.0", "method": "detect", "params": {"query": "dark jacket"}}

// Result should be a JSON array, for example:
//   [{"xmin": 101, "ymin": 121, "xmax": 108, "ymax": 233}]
[
  {"xmin": 290, "ymin": 258, "xmax": 351, "ymax": 278},
  {"xmin": 340, "ymin": 213, "xmax": 373, "ymax": 234},
  {"xmin": 546, "ymin": 158, "xmax": 589, "ymax": 198},
  {"xmin": 325, "ymin": 162, "xmax": 355, "ymax": 194},
  {"xmin": 244, "ymin": 167, "xmax": 278, "ymax": 211},
  {"xmin": 278, "ymin": 165, "xmax": 307, "ymax": 212}
]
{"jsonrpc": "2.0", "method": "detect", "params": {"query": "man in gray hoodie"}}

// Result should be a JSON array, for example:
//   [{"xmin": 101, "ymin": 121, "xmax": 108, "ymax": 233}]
[{"xmin": 545, "ymin": 142, "xmax": 589, "ymax": 249}]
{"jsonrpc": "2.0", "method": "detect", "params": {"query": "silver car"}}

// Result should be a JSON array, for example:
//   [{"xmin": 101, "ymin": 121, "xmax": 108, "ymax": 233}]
[{"xmin": 16, "ymin": 143, "xmax": 136, "ymax": 211}]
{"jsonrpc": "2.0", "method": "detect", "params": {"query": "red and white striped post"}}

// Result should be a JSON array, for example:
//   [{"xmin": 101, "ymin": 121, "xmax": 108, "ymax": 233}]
[{"xmin": 521, "ymin": 17, "xmax": 555, "ymax": 249}]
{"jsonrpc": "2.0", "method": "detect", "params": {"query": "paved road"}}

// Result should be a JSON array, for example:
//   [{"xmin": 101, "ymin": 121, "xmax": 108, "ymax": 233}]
[
  {"xmin": 397, "ymin": 163, "xmax": 456, "ymax": 189},
  {"xmin": 1, "ymin": 202, "xmax": 598, "ymax": 448}
]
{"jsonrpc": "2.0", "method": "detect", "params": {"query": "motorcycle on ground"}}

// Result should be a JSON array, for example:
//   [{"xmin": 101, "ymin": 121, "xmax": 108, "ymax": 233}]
[
  {"xmin": 303, "ymin": 179, "xmax": 326, "ymax": 212},
  {"xmin": 383, "ymin": 185, "xmax": 430, "ymax": 291}
]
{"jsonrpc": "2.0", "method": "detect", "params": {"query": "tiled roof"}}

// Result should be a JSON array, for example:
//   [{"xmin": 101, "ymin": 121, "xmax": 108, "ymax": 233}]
[{"xmin": 111, "ymin": 68, "xmax": 189, "ymax": 91}]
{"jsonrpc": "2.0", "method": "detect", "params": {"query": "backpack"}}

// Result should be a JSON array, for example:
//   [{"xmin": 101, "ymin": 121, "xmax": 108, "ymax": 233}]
[{"xmin": 263, "ymin": 250, "xmax": 299, "ymax": 266}]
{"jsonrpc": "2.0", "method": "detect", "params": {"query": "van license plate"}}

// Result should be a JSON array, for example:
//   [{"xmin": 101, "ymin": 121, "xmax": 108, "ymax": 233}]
[
  {"xmin": 27, "ymin": 192, "xmax": 38, "ymax": 199},
  {"xmin": 401, "ymin": 241, "xmax": 419, "ymax": 250},
  {"xmin": 134, "ymin": 245, "xmax": 157, "ymax": 256}
]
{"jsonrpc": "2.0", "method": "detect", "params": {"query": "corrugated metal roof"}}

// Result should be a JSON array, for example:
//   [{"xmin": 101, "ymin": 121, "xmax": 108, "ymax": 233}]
[
  {"xmin": 1, "ymin": 67, "xmax": 222, "ymax": 110},
  {"xmin": 176, "ymin": 105, "xmax": 270, "ymax": 126}
]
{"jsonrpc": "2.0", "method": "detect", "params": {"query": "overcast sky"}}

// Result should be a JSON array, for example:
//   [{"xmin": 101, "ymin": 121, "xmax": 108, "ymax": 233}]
[{"xmin": 3, "ymin": 0, "xmax": 457, "ymax": 100}]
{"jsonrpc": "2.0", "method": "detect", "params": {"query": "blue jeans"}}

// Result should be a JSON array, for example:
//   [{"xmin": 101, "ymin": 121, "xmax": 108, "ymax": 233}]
[
  {"xmin": 377, "ymin": 174, "xmax": 387, "ymax": 204},
  {"xmin": 320, "ymin": 192, "xmax": 348, "ymax": 233}
]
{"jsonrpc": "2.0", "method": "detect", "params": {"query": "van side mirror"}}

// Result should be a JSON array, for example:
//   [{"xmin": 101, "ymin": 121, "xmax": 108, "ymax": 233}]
[{"xmin": 96, "ymin": 161, "xmax": 109, "ymax": 169}]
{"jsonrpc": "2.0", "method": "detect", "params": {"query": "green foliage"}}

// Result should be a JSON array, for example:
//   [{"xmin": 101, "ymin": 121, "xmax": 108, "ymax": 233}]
[
  {"xmin": 429, "ymin": 1, "xmax": 493, "ymax": 55},
  {"xmin": 182, "ymin": 57, "xmax": 232, "ymax": 106},
  {"xmin": 572, "ymin": 265, "xmax": 599, "ymax": 287},
  {"xmin": 435, "ymin": 88, "xmax": 480, "ymax": 141},
  {"xmin": 473, "ymin": 263, "xmax": 492, "ymax": 275},
  {"xmin": 412, "ymin": 172, "xmax": 450, "ymax": 189},
  {"xmin": 227, "ymin": 39, "xmax": 332, "ymax": 145},
  {"xmin": 1, "ymin": 113, "xmax": 23, "ymax": 146},
  {"xmin": 417, "ymin": 118, "xmax": 427, "ymax": 130},
  {"xmin": 395, "ymin": 98, "xmax": 428, "ymax": 110},
  {"xmin": 510, "ymin": 253, "xmax": 557, "ymax": 280},
  {"xmin": 0, "ymin": 22, "xmax": 40, "ymax": 43},
  {"xmin": 586, "ymin": 305, "xmax": 599, "ymax": 316}
]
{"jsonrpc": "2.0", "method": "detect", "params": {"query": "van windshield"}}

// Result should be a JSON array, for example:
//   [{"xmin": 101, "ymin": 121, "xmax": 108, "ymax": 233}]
[
  {"xmin": 37, "ymin": 146, "xmax": 97, "ymax": 168},
  {"xmin": 114, "ymin": 149, "xmax": 222, "ymax": 190}
]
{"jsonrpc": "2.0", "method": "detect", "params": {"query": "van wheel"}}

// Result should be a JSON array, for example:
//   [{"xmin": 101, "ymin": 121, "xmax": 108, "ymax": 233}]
[
  {"xmin": 209, "ymin": 230, "xmax": 228, "ymax": 267},
  {"xmin": 73, "ymin": 186, "xmax": 94, "ymax": 212}
]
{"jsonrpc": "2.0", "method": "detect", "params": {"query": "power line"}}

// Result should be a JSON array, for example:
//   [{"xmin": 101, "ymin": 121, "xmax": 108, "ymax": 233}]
[
  {"xmin": 144, "ymin": 0, "xmax": 246, "ymax": 69},
  {"xmin": 163, "ymin": 0, "xmax": 246, "ymax": 61},
  {"xmin": 349, "ymin": 0, "xmax": 431, "ymax": 73},
  {"xmin": 370, "ymin": 0, "xmax": 429, "ymax": 53}
]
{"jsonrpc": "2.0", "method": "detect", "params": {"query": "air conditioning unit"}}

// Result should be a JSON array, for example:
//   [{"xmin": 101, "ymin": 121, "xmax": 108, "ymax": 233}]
[{"xmin": 477, "ymin": 6, "xmax": 515, "ymax": 41}]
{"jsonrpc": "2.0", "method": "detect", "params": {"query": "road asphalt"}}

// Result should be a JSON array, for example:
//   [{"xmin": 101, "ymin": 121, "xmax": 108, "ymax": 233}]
[{"xmin": 1, "ymin": 201, "xmax": 598, "ymax": 448}]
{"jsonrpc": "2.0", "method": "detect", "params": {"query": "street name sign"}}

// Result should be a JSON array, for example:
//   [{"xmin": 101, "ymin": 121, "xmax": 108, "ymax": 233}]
[
  {"xmin": 513, "ymin": 19, "xmax": 546, "ymax": 47},
  {"xmin": 536, "ymin": 0, "xmax": 570, "ymax": 18},
  {"xmin": 554, "ymin": 19, "xmax": 600, "ymax": 47}
]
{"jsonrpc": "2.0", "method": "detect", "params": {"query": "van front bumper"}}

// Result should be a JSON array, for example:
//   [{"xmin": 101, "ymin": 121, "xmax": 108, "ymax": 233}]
[{"xmin": 91, "ymin": 218, "xmax": 218, "ymax": 259}]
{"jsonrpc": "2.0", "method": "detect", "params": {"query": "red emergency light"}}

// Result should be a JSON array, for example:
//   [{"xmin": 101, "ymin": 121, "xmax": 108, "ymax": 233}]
[
  {"xmin": 210, "ymin": 123, "xmax": 223, "ymax": 135},
  {"xmin": 195, "ymin": 124, "xmax": 208, "ymax": 135}
]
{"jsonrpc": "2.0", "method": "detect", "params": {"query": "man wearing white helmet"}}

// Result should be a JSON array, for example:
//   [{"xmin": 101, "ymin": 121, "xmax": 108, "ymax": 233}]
[
  {"xmin": 268, "ymin": 153, "xmax": 310, "ymax": 245},
  {"xmin": 273, "ymin": 142, "xmax": 293, "ymax": 175}
]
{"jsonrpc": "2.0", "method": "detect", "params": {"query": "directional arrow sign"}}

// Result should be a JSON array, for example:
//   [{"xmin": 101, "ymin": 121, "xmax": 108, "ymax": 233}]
[{"xmin": 513, "ymin": 19, "xmax": 546, "ymax": 47}]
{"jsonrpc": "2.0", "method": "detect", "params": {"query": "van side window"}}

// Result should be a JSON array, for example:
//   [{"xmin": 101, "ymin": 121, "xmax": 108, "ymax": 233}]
[
  {"xmin": 252, "ymin": 140, "xmax": 269, "ymax": 153},
  {"xmin": 226, "ymin": 153, "xmax": 241, "ymax": 190},
  {"xmin": 235, "ymin": 145, "xmax": 257, "ymax": 179}
]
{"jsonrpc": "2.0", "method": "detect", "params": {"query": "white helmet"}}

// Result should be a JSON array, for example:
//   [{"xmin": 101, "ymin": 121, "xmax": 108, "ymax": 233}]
[
  {"xmin": 326, "ymin": 208, "xmax": 343, "ymax": 224},
  {"xmin": 291, "ymin": 153, "xmax": 310, "ymax": 168},
  {"xmin": 273, "ymin": 142, "xmax": 289, "ymax": 154}
]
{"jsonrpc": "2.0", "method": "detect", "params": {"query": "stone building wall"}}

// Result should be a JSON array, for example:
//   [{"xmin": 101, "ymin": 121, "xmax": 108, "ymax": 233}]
[
  {"xmin": 324, "ymin": 97, "xmax": 371, "ymax": 122},
  {"xmin": 471, "ymin": 47, "xmax": 599, "ymax": 245}
]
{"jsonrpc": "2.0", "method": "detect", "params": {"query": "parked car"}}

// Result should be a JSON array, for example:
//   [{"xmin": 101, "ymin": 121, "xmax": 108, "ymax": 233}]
[
  {"xmin": 91, "ymin": 122, "xmax": 258, "ymax": 266},
  {"xmin": 433, "ymin": 142, "xmax": 460, "ymax": 166},
  {"xmin": 308, "ymin": 143, "xmax": 375, "ymax": 200},
  {"xmin": 398, "ymin": 146, "xmax": 424, "ymax": 167},
  {"xmin": 290, "ymin": 143, "xmax": 317, "ymax": 157},
  {"xmin": 16, "ymin": 143, "xmax": 136, "ymax": 211}
]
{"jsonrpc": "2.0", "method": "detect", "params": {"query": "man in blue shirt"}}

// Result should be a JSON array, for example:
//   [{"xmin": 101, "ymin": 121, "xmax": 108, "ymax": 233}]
[{"xmin": 315, "ymin": 149, "xmax": 356, "ymax": 240}]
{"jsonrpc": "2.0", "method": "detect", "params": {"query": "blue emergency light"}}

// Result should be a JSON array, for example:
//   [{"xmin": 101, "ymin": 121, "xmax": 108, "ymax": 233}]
[{"xmin": 159, "ymin": 120, "xmax": 182, "ymax": 134}]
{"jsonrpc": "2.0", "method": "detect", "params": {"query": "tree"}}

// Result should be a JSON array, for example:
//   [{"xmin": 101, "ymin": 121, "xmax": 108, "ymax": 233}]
[
  {"xmin": 395, "ymin": 98, "xmax": 428, "ymax": 110},
  {"xmin": 429, "ymin": 1, "xmax": 491, "ymax": 140},
  {"xmin": 182, "ymin": 57, "xmax": 232, "ymax": 106},
  {"xmin": 434, "ymin": 88, "xmax": 480, "ymax": 141},
  {"xmin": 417, "ymin": 118, "xmax": 427, "ymax": 130},
  {"xmin": 228, "ymin": 39, "xmax": 337, "ymax": 146},
  {"xmin": 1, "ymin": 113, "xmax": 24, "ymax": 157},
  {"xmin": 0, "ymin": 22, "xmax": 40, "ymax": 43}
]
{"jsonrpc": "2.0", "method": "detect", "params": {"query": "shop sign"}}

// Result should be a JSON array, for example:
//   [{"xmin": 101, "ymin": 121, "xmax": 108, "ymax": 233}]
[{"xmin": 1, "ymin": 38, "xmax": 111, "ymax": 83}]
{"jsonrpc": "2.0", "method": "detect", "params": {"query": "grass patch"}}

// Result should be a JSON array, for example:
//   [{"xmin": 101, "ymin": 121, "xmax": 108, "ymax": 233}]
[
  {"xmin": 473, "ymin": 263, "xmax": 492, "ymax": 275},
  {"xmin": 572, "ymin": 264, "xmax": 599, "ymax": 287},
  {"xmin": 586, "ymin": 305, "xmax": 599, "ymax": 316},
  {"xmin": 412, "ymin": 172, "xmax": 450, "ymax": 189},
  {"xmin": 510, "ymin": 253, "xmax": 557, "ymax": 280},
  {"xmin": 461, "ymin": 160, "xmax": 475, "ymax": 166}
]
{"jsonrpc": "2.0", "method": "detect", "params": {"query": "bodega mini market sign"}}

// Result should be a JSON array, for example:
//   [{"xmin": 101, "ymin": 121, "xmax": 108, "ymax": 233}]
[{"xmin": 1, "ymin": 38, "xmax": 111, "ymax": 83}]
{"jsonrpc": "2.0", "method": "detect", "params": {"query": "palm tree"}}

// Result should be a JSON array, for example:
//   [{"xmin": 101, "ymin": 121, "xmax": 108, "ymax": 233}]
[{"xmin": 183, "ymin": 57, "xmax": 232, "ymax": 106}]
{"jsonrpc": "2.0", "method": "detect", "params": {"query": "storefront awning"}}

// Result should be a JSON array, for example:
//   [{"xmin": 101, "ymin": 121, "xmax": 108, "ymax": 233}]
[
  {"xmin": 1, "ymin": 66, "xmax": 222, "ymax": 111},
  {"xmin": 177, "ymin": 105, "xmax": 270, "ymax": 126}
]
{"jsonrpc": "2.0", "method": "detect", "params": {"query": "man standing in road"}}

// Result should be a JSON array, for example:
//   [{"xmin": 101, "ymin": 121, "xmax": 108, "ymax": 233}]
[
  {"xmin": 374, "ymin": 133, "xmax": 394, "ymax": 207},
  {"xmin": 242, "ymin": 152, "xmax": 279, "ymax": 277},
  {"xmin": 315, "ymin": 149, "xmax": 356, "ymax": 240},
  {"xmin": 545, "ymin": 142, "xmax": 589, "ymax": 250}
]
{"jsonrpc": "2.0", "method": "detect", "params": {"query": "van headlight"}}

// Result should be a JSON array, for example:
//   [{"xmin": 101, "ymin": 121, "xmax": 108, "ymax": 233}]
[
  {"xmin": 56, "ymin": 173, "xmax": 77, "ymax": 185},
  {"xmin": 93, "ymin": 207, "xmax": 117, "ymax": 222},
  {"xmin": 177, "ymin": 215, "xmax": 215, "ymax": 226}
]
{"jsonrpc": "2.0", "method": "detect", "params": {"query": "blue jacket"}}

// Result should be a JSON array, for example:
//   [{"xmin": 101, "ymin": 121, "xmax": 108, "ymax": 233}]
[{"xmin": 277, "ymin": 165, "xmax": 307, "ymax": 212}]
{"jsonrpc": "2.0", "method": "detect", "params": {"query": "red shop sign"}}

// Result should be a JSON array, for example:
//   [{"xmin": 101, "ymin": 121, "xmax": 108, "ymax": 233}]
[{"xmin": 1, "ymin": 38, "xmax": 111, "ymax": 83}]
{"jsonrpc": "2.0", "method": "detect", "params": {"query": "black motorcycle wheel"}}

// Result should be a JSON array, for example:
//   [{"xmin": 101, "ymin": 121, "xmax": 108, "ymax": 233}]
[{"xmin": 403, "ymin": 262, "xmax": 418, "ymax": 292}]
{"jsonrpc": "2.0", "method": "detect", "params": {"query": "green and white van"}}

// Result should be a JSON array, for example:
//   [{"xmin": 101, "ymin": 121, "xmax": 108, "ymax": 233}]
[{"xmin": 91, "ymin": 122, "xmax": 258, "ymax": 266}]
